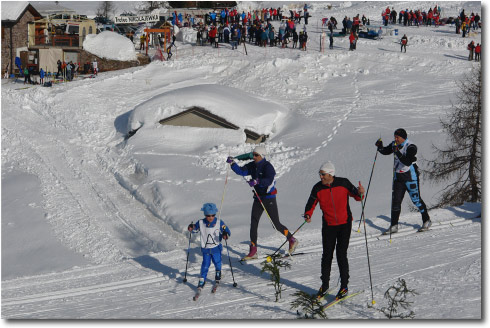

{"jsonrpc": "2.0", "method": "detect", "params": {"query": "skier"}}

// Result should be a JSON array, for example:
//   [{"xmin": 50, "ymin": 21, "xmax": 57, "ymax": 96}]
[
  {"xmin": 187, "ymin": 203, "xmax": 231, "ymax": 290},
  {"xmin": 227, "ymin": 146, "xmax": 299, "ymax": 260},
  {"xmin": 375, "ymin": 128, "xmax": 431, "ymax": 234},
  {"xmin": 303, "ymin": 161, "xmax": 365, "ymax": 300},
  {"xmin": 401, "ymin": 34, "xmax": 408, "ymax": 52}
]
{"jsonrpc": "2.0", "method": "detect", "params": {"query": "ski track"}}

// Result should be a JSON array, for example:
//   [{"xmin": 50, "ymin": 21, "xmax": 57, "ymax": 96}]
[{"xmin": 1, "ymin": 218, "xmax": 481, "ymax": 319}]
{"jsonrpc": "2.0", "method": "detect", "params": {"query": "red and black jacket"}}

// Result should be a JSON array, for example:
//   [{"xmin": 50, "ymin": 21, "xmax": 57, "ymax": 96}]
[{"xmin": 304, "ymin": 177, "xmax": 362, "ymax": 226}]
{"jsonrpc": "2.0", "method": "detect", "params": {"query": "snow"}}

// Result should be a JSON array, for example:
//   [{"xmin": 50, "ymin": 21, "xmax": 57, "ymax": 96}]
[
  {"xmin": 83, "ymin": 31, "xmax": 138, "ymax": 61},
  {"xmin": 1, "ymin": 1, "xmax": 29, "ymax": 21},
  {"xmin": 1, "ymin": 0, "xmax": 484, "ymax": 323}
]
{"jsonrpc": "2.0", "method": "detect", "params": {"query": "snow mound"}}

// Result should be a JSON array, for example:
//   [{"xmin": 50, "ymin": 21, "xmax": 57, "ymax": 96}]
[
  {"xmin": 83, "ymin": 31, "xmax": 137, "ymax": 61},
  {"xmin": 128, "ymin": 84, "xmax": 289, "ymax": 137}
]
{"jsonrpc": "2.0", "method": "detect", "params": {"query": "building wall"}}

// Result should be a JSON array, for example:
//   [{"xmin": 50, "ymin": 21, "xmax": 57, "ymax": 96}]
[
  {"xmin": 2, "ymin": 9, "xmax": 39, "ymax": 76},
  {"xmin": 78, "ymin": 50, "xmax": 150, "ymax": 72}
]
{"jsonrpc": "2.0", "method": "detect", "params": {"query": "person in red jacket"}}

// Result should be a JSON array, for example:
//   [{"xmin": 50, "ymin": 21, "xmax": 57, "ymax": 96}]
[
  {"xmin": 475, "ymin": 43, "xmax": 481, "ymax": 61},
  {"xmin": 349, "ymin": 31, "xmax": 357, "ymax": 51},
  {"xmin": 303, "ymin": 161, "xmax": 365, "ymax": 300}
]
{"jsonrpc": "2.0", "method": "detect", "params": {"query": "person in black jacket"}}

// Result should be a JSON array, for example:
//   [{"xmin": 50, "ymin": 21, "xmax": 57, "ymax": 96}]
[
  {"xmin": 401, "ymin": 34, "xmax": 408, "ymax": 52},
  {"xmin": 375, "ymin": 128, "xmax": 431, "ymax": 234}
]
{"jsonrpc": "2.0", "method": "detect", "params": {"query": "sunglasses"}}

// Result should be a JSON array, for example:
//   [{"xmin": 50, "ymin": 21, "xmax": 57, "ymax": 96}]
[
  {"xmin": 205, "ymin": 214, "xmax": 216, "ymax": 218},
  {"xmin": 253, "ymin": 153, "xmax": 260, "ymax": 157},
  {"xmin": 319, "ymin": 172, "xmax": 329, "ymax": 176}
]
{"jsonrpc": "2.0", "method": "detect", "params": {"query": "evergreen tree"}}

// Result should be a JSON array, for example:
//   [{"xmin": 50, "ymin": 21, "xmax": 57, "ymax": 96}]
[
  {"xmin": 424, "ymin": 64, "xmax": 481, "ymax": 208},
  {"xmin": 379, "ymin": 278, "xmax": 418, "ymax": 319},
  {"xmin": 96, "ymin": 1, "xmax": 116, "ymax": 19},
  {"xmin": 261, "ymin": 254, "xmax": 291, "ymax": 302},
  {"xmin": 290, "ymin": 290, "xmax": 327, "ymax": 319}
]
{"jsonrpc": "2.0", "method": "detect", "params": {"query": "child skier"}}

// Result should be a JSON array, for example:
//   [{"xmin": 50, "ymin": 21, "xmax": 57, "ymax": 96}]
[{"xmin": 188, "ymin": 203, "xmax": 231, "ymax": 292}]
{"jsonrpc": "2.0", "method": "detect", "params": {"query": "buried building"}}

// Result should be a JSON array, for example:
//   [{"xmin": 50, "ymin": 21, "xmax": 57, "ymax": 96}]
[
  {"xmin": 126, "ymin": 84, "xmax": 288, "ymax": 147},
  {"xmin": 159, "ymin": 106, "xmax": 267, "ymax": 144}
]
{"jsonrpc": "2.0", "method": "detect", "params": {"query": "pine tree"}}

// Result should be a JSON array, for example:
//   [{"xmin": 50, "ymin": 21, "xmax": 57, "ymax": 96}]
[
  {"xmin": 261, "ymin": 254, "xmax": 291, "ymax": 302},
  {"xmin": 379, "ymin": 278, "xmax": 418, "ymax": 319},
  {"xmin": 290, "ymin": 290, "xmax": 327, "ymax": 319},
  {"xmin": 423, "ymin": 64, "xmax": 481, "ymax": 208}
]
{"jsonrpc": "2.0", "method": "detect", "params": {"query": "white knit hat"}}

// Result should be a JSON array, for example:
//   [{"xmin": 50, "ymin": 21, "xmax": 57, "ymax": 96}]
[
  {"xmin": 253, "ymin": 146, "xmax": 267, "ymax": 158},
  {"xmin": 319, "ymin": 161, "xmax": 335, "ymax": 176}
]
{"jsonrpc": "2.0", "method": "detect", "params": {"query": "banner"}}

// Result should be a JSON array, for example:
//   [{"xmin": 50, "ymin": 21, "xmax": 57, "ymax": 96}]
[{"xmin": 114, "ymin": 15, "xmax": 160, "ymax": 24}]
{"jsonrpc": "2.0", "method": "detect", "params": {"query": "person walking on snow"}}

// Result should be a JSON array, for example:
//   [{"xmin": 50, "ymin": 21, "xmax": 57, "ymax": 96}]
[
  {"xmin": 468, "ymin": 41, "xmax": 475, "ymax": 61},
  {"xmin": 375, "ymin": 128, "xmax": 431, "ymax": 235},
  {"xmin": 227, "ymin": 146, "xmax": 299, "ymax": 260},
  {"xmin": 475, "ymin": 43, "xmax": 481, "ymax": 61},
  {"xmin": 401, "ymin": 34, "xmax": 408, "ymax": 52},
  {"xmin": 187, "ymin": 203, "xmax": 231, "ymax": 289},
  {"xmin": 303, "ymin": 161, "xmax": 365, "ymax": 301}
]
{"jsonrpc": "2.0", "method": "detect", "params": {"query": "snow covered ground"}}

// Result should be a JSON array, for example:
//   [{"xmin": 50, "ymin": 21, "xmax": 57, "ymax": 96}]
[{"xmin": 1, "ymin": 0, "xmax": 483, "ymax": 323}]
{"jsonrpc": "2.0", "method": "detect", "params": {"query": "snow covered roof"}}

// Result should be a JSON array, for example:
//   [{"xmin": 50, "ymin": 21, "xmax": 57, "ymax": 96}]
[
  {"xmin": 1, "ymin": 1, "xmax": 31, "ymax": 21},
  {"xmin": 30, "ymin": 1, "xmax": 75, "ymax": 16},
  {"xmin": 83, "ymin": 31, "xmax": 137, "ymax": 62},
  {"xmin": 128, "ymin": 84, "xmax": 289, "ymax": 137}
]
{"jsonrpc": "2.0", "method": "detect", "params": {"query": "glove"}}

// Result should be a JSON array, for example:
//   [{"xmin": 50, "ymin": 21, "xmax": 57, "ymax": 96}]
[
  {"xmin": 222, "ymin": 231, "xmax": 229, "ymax": 240},
  {"xmin": 248, "ymin": 179, "xmax": 258, "ymax": 187},
  {"xmin": 375, "ymin": 139, "xmax": 383, "ymax": 148},
  {"xmin": 392, "ymin": 143, "xmax": 399, "ymax": 152},
  {"xmin": 226, "ymin": 156, "xmax": 235, "ymax": 164},
  {"xmin": 188, "ymin": 223, "xmax": 195, "ymax": 232},
  {"xmin": 304, "ymin": 214, "xmax": 311, "ymax": 223}
]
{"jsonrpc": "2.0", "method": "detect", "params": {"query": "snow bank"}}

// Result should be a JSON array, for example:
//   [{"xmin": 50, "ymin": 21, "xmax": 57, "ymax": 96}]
[
  {"xmin": 83, "ymin": 31, "xmax": 137, "ymax": 61},
  {"xmin": 128, "ymin": 84, "xmax": 289, "ymax": 137}
]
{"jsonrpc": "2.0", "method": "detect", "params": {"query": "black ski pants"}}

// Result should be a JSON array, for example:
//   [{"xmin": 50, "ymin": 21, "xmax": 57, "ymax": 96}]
[
  {"xmin": 321, "ymin": 220, "xmax": 352, "ymax": 289},
  {"xmin": 391, "ymin": 178, "xmax": 429, "ymax": 226},
  {"xmin": 250, "ymin": 197, "xmax": 291, "ymax": 246}
]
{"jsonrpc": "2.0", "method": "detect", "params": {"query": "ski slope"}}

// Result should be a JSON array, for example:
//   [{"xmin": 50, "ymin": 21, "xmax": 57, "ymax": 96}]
[
  {"xmin": 1, "ymin": 0, "xmax": 482, "ymax": 321},
  {"xmin": 1, "ymin": 206, "xmax": 482, "ymax": 319}
]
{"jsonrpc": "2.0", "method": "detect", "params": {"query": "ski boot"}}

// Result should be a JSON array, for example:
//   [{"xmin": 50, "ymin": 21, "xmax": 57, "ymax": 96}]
[
  {"xmin": 316, "ymin": 284, "xmax": 329, "ymax": 301},
  {"xmin": 382, "ymin": 224, "xmax": 398, "ymax": 235},
  {"xmin": 197, "ymin": 278, "xmax": 205, "ymax": 289},
  {"xmin": 288, "ymin": 236, "xmax": 299, "ymax": 254},
  {"xmin": 335, "ymin": 287, "xmax": 348, "ymax": 300},
  {"xmin": 418, "ymin": 219, "xmax": 432, "ymax": 232},
  {"xmin": 242, "ymin": 243, "xmax": 258, "ymax": 260}
]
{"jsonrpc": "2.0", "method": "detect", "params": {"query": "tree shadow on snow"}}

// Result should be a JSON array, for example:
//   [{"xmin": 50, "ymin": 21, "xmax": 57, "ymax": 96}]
[{"xmin": 227, "ymin": 249, "xmax": 318, "ymax": 296}]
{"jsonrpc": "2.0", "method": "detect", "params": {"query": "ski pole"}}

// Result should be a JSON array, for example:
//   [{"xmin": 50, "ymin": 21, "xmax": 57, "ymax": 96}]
[
  {"xmin": 360, "ymin": 190, "xmax": 376, "ymax": 305},
  {"xmin": 240, "ymin": 175, "xmax": 279, "ymax": 232},
  {"xmin": 183, "ymin": 223, "xmax": 193, "ymax": 283},
  {"xmin": 270, "ymin": 220, "xmax": 307, "ymax": 256},
  {"xmin": 357, "ymin": 143, "xmax": 380, "ymax": 232},
  {"xmin": 224, "ymin": 238, "xmax": 238, "ymax": 287}
]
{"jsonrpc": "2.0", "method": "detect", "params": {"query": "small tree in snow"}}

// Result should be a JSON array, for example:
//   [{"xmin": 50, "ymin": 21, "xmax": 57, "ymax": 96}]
[
  {"xmin": 290, "ymin": 290, "xmax": 327, "ymax": 319},
  {"xmin": 379, "ymin": 278, "xmax": 418, "ymax": 319},
  {"xmin": 261, "ymin": 254, "xmax": 291, "ymax": 302}
]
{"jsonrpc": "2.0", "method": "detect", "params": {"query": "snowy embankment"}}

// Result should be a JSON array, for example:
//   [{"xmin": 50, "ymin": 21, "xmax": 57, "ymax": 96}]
[{"xmin": 1, "ymin": 0, "xmax": 482, "ymax": 320}]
